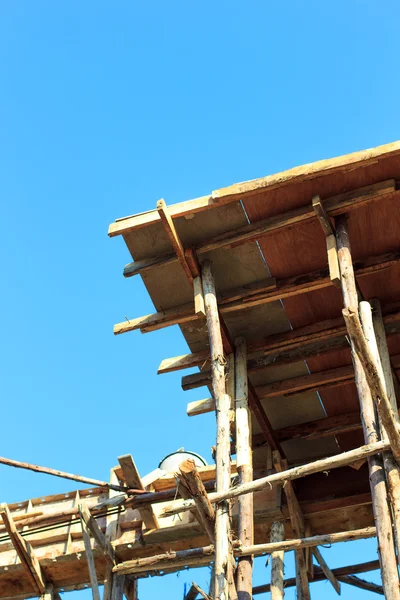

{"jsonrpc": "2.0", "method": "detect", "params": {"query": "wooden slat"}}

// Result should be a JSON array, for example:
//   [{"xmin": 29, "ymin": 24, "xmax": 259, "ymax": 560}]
[
  {"xmin": 78, "ymin": 504, "xmax": 101, "ymax": 600},
  {"xmin": 78, "ymin": 502, "xmax": 115, "ymax": 566},
  {"xmin": 0, "ymin": 503, "xmax": 46, "ymax": 595},
  {"xmin": 118, "ymin": 455, "xmax": 159, "ymax": 530}
]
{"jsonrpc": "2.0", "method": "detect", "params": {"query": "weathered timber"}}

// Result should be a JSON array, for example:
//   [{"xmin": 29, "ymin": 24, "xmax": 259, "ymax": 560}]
[
  {"xmin": 270, "ymin": 522, "xmax": 285, "ymax": 600},
  {"xmin": 252, "ymin": 559, "xmax": 380, "ymax": 595},
  {"xmin": 115, "ymin": 250, "xmax": 400, "ymax": 335},
  {"xmin": 343, "ymin": 306, "xmax": 400, "ymax": 464},
  {"xmin": 160, "ymin": 439, "xmax": 389, "ymax": 517},
  {"xmin": 113, "ymin": 527, "xmax": 376, "ymax": 576},
  {"xmin": 78, "ymin": 504, "xmax": 101, "ymax": 600},
  {"xmin": 123, "ymin": 253, "xmax": 176, "ymax": 277},
  {"xmin": 336, "ymin": 215, "xmax": 400, "ymax": 600},
  {"xmin": 0, "ymin": 503, "xmax": 46, "ymax": 595},
  {"xmin": 157, "ymin": 198, "xmax": 193, "ymax": 284},
  {"xmin": 78, "ymin": 502, "xmax": 115, "ymax": 566},
  {"xmin": 0, "ymin": 456, "xmax": 135, "ymax": 493},
  {"xmin": 339, "ymin": 575, "xmax": 384, "ymax": 595},
  {"xmin": 312, "ymin": 547, "xmax": 341, "ymax": 595},
  {"xmin": 235, "ymin": 337, "xmax": 254, "ymax": 599},
  {"xmin": 178, "ymin": 459, "xmax": 215, "ymax": 542},
  {"xmin": 159, "ymin": 303, "xmax": 400, "ymax": 374},
  {"xmin": 201, "ymin": 260, "xmax": 233, "ymax": 599}
]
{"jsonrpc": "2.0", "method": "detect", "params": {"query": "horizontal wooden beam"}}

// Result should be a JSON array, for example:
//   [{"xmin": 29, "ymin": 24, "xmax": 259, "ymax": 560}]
[
  {"xmin": 115, "ymin": 250, "xmax": 400, "ymax": 335},
  {"xmin": 113, "ymin": 526, "xmax": 376, "ymax": 576},
  {"xmin": 183, "ymin": 354, "xmax": 400, "ymax": 397},
  {"xmin": 159, "ymin": 303, "xmax": 400, "ymax": 375},
  {"xmin": 159, "ymin": 439, "xmax": 389, "ymax": 517},
  {"xmin": 108, "ymin": 150, "xmax": 398, "ymax": 238},
  {"xmin": 252, "ymin": 559, "xmax": 380, "ymax": 595}
]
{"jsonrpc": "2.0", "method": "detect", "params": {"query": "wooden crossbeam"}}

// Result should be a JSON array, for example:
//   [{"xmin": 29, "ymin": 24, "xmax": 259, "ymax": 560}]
[
  {"xmin": 118, "ymin": 454, "xmax": 159, "ymax": 530},
  {"xmin": 115, "ymin": 250, "xmax": 400, "ymax": 335},
  {"xmin": 0, "ymin": 503, "xmax": 46, "ymax": 595},
  {"xmin": 339, "ymin": 574, "xmax": 384, "ymax": 594},
  {"xmin": 157, "ymin": 198, "xmax": 193, "ymax": 284},
  {"xmin": 78, "ymin": 502, "xmax": 115, "ymax": 565},
  {"xmin": 158, "ymin": 303, "xmax": 400, "ymax": 375},
  {"xmin": 312, "ymin": 547, "xmax": 341, "ymax": 594},
  {"xmin": 78, "ymin": 504, "xmax": 101, "ymax": 600}
]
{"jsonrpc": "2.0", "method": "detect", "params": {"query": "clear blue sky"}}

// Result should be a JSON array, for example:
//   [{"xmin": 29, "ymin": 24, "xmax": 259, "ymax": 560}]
[{"xmin": 1, "ymin": 1, "xmax": 399, "ymax": 598}]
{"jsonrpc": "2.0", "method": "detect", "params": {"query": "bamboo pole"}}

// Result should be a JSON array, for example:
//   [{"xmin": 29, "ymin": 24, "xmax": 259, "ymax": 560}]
[
  {"xmin": 270, "ymin": 522, "xmax": 285, "ymax": 600},
  {"xmin": 336, "ymin": 215, "xmax": 400, "ymax": 599},
  {"xmin": 235, "ymin": 337, "xmax": 254, "ymax": 599},
  {"xmin": 113, "ymin": 527, "xmax": 376, "ymax": 576},
  {"xmin": 201, "ymin": 260, "xmax": 235, "ymax": 600},
  {"xmin": 160, "ymin": 439, "xmax": 389, "ymax": 517}
]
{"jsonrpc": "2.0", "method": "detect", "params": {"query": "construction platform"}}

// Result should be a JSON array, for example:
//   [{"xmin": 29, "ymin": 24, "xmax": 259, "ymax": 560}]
[{"xmin": 1, "ymin": 141, "xmax": 400, "ymax": 599}]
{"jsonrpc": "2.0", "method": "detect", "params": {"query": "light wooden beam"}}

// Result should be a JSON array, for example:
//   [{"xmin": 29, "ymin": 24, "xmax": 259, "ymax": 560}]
[
  {"xmin": 178, "ymin": 459, "xmax": 215, "ymax": 543},
  {"xmin": 115, "ymin": 250, "xmax": 400, "ymax": 335},
  {"xmin": 157, "ymin": 198, "xmax": 193, "ymax": 284},
  {"xmin": 78, "ymin": 502, "xmax": 115, "ymax": 566},
  {"xmin": 0, "ymin": 503, "xmax": 46, "ymax": 595},
  {"xmin": 78, "ymin": 504, "xmax": 101, "ymax": 600},
  {"xmin": 339, "ymin": 575, "xmax": 384, "ymax": 595},
  {"xmin": 312, "ymin": 547, "xmax": 341, "ymax": 595},
  {"xmin": 118, "ymin": 454, "xmax": 159, "ymax": 530}
]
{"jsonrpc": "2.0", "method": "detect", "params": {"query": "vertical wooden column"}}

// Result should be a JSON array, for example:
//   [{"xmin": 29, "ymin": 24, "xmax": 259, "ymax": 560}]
[
  {"xmin": 336, "ymin": 216, "xmax": 400, "ymax": 599},
  {"xmin": 362, "ymin": 300, "xmax": 400, "ymax": 562},
  {"xmin": 202, "ymin": 260, "xmax": 235, "ymax": 600},
  {"xmin": 235, "ymin": 337, "xmax": 254, "ymax": 599},
  {"xmin": 270, "ymin": 521, "xmax": 285, "ymax": 600}
]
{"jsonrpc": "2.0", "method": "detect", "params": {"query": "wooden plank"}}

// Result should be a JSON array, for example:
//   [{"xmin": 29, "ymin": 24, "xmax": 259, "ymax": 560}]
[
  {"xmin": 103, "ymin": 468, "xmax": 122, "ymax": 600},
  {"xmin": 108, "ymin": 142, "xmax": 400, "ymax": 237},
  {"xmin": 115, "ymin": 250, "xmax": 400, "ymax": 335},
  {"xmin": 0, "ymin": 503, "xmax": 46, "ymax": 595},
  {"xmin": 123, "ymin": 253, "xmax": 176, "ymax": 278},
  {"xmin": 178, "ymin": 459, "xmax": 215, "ymax": 543},
  {"xmin": 193, "ymin": 276, "xmax": 206, "ymax": 316},
  {"xmin": 326, "ymin": 234, "xmax": 341, "ymax": 287},
  {"xmin": 187, "ymin": 397, "xmax": 215, "ymax": 417},
  {"xmin": 312, "ymin": 195, "xmax": 334, "ymax": 237},
  {"xmin": 157, "ymin": 198, "xmax": 193, "ymax": 284},
  {"xmin": 312, "ymin": 547, "xmax": 341, "ymax": 595},
  {"xmin": 78, "ymin": 504, "xmax": 101, "ymax": 600},
  {"xmin": 118, "ymin": 455, "xmax": 159, "ymax": 530}
]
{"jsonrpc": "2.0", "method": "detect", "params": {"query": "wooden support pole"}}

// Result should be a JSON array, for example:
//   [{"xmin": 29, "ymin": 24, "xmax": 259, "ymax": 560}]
[
  {"xmin": 336, "ymin": 215, "xmax": 400, "ymax": 600},
  {"xmin": 78, "ymin": 504, "xmax": 101, "ymax": 600},
  {"xmin": 178, "ymin": 458, "xmax": 215, "ymax": 543},
  {"xmin": 312, "ymin": 195, "xmax": 341, "ymax": 287},
  {"xmin": 270, "ymin": 522, "xmax": 285, "ymax": 600},
  {"xmin": 113, "ymin": 527, "xmax": 376, "ymax": 576},
  {"xmin": 77, "ymin": 502, "xmax": 115, "ymax": 566},
  {"xmin": 201, "ymin": 259, "xmax": 235, "ymax": 600},
  {"xmin": 312, "ymin": 547, "xmax": 341, "ymax": 595},
  {"xmin": 103, "ymin": 468, "xmax": 122, "ymax": 600},
  {"xmin": 235, "ymin": 337, "xmax": 254, "ymax": 599},
  {"xmin": 362, "ymin": 300, "xmax": 400, "ymax": 563}
]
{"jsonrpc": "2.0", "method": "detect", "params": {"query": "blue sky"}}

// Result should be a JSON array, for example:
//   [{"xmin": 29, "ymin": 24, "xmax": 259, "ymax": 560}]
[{"xmin": 0, "ymin": 1, "xmax": 399, "ymax": 598}]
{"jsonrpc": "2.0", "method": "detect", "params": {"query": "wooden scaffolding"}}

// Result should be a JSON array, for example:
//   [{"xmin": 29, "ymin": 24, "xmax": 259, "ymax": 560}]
[{"xmin": 0, "ymin": 141, "xmax": 400, "ymax": 599}]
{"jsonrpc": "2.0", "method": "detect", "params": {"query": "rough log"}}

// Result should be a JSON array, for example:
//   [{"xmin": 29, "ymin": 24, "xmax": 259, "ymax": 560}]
[
  {"xmin": 339, "ymin": 575, "xmax": 384, "ymax": 595},
  {"xmin": 159, "ymin": 439, "xmax": 389, "ymax": 517},
  {"xmin": 312, "ymin": 547, "xmax": 341, "ymax": 594},
  {"xmin": 336, "ymin": 215, "xmax": 400, "ymax": 600},
  {"xmin": 78, "ymin": 504, "xmax": 101, "ymax": 600},
  {"xmin": 201, "ymin": 260, "xmax": 234, "ymax": 599},
  {"xmin": 113, "ymin": 527, "xmax": 376, "ymax": 576}
]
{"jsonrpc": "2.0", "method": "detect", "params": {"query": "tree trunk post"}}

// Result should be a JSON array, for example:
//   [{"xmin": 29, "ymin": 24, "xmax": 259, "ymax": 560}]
[
  {"xmin": 336, "ymin": 215, "xmax": 400, "ymax": 598},
  {"xmin": 270, "ymin": 521, "xmax": 285, "ymax": 600},
  {"xmin": 202, "ymin": 260, "xmax": 236, "ymax": 600}
]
